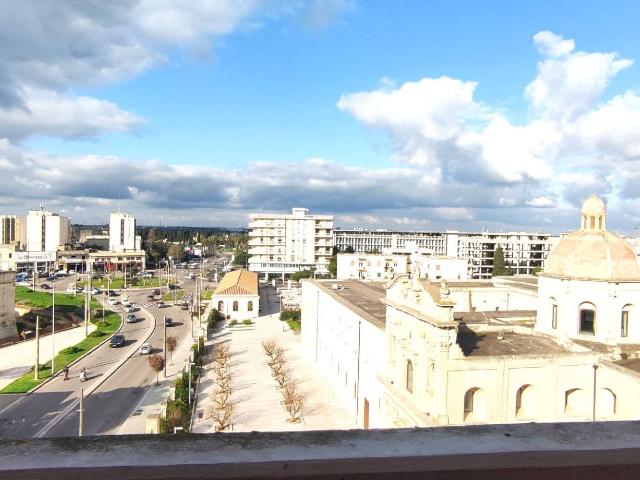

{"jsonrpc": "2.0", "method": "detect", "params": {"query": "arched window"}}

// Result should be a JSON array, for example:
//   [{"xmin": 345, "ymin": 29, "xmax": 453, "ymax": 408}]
[
  {"xmin": 578, "ymin": 302, "xmax": 596, "ymax": 335},
  {"xmin": 232, "ymin": 300, "xmax": 238, "ymax": 312},
  {"xmin": 515, "ymin": 384, "xmax": 535, "ymax": 419},
  {"xmin": 464, "ymin": 388, "xmax": 485, "ymax": 421},
  {"xmin": 564, "ymin": 388, "xmax": 587, "ymax": 416},
  {"xmin": 598, "ymin": 388, "xmax": 617, "ymax": 417},
  {"xmin": 406, "ymin": 360, "xmax": 414, "ymax": 394},
  {"xmin": 621, "ymin": 305, "xmax": 632, "ymax": 337},
  {"xmin": 247, "ymin": 301, "xmax": 253, "ymax": 312},
  {"xmin": 217, "ymin": 301, "xmax": 224, "ymax": 312}
]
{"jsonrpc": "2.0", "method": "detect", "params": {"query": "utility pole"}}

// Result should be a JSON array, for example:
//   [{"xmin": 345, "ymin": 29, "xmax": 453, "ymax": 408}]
[
  {"xmin": 34, "ymin": 315, "xmax": 40, "ymax": 380},
  {"xmin": 188, "ymin": 357, "xmax": 193, "ymax": 405},
  {"xmin": 592, "ymin": 364, "xmax": 599, "ymax": 422},
  {"xmin": 163, "ymin": 316, "xmax": 167, "ymax": 378},
  {"xmin": 78, "ymin": 388, "xmax": 84, "ymax": 437},
  {"xmin": 51, "ymin": 281, "xmax": 55, "ymax": 375}
]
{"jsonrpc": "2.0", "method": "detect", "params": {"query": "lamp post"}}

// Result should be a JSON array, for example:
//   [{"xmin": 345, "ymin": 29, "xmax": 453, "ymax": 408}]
[
  {"xmin": 51, "ymin": 280, "xmax": 56, "ymax": 375},
  {"xmin": 592, "ymin": 364, "xmax": 599, "ymax": 422}
]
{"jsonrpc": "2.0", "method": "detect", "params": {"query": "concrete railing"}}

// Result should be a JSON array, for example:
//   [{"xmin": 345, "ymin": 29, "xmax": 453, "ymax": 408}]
[{"xmin": 2, "ymin": 421, "xmax": 640, "ymax": 479}]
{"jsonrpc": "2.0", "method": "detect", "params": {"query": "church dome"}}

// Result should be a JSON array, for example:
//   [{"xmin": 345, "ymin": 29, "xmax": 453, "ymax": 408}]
[{"xmin": 544, "ymin": 195, "xmax": 640, "ymax": 281}]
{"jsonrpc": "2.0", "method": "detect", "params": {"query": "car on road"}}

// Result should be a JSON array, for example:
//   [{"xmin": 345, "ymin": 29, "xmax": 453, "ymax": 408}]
[
  {"xmin": 17, "ymin": 280, "xmax": 31, "ymax": 287},
  {"xmin": 157, "ymin": 300, "xmax": 166, "ymax": 308},
  {"xmin": 90, "ymin": 287, "xmax": 101, "ymax": 295},
  {"xmin": 109, "ymin": 334, "xmax": 125, "ymax": 348},
  {"xmin": 40, "ymin": 283, "xmax": 51, "ymax": 289},
  {"xmin": 46, "ymin": 275, "xmax": 56, "ymax": 282},
  {"xmin": 125, "ymin": 305, "xmax": 137, "ymax": 313},
  {"xmin": 107, "ymin": 290, "xmax": 117, "ymax": 297},
  {"xmin": 66, "ymin": 286, "xmax": 76, "ymax": 293},
  {"xmin": 139, "ymin": 343, "xmax": 152, "ymax": 355},
  {"xmin": 164, "ymin": 317, "xmax": 173, "ymax": 327},
  {"xmin": 147, "ymin": 294, "xmax": 155, "ymax": 301},
  {"xmin": 126, "ymin": 313, "xmax": 137, "ymax": 323},
  {"xmin": 108, "ymin": 298, "xmax": 119, "ymax": 305},
  {"xmin": 122, "ymin": 299, "xmax": 131, "ymax": 307},
  {"xmin": 180, "ymin": 303, "xmax": 190, "ymax": 310}
]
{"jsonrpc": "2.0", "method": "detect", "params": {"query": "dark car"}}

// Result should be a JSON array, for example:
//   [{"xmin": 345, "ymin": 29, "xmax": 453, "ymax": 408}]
[
  {"xmin": 180, "ymin": 303, "xmax": 189, "ymax": 310},
  {"xmin": 147, "ymin": 294, "xmax": 155, "ymax": 301},
  {"xmin": 40, "ymin": 283, "xmax": 51, "ymax": 290},
  {"xmin": 164, "ymin": 317, "xmax": 172, "ymax": 327},
  {"xmin": 109, "ymin": 334, "xmax": 125, "ymax": 348},
  {"xmin": 107, "ymin": 290, "xmax": 117, "ymax": 297},
  {"xmin": 46, "ymin": 275, "xmax": 56, "ymax": 282},
  {"xmin": 126, "ymin": 314, "xmax": 137, "ymax": 323}
]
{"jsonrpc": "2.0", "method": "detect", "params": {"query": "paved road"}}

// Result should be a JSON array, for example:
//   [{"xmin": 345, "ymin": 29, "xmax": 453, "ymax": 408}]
[{"xmin": 0, "ymin": 262, "xmax": 219, "ymax": 439}]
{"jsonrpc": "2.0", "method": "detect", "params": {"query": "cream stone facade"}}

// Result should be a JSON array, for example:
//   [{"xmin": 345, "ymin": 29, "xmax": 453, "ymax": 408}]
[
  {"xmin": 212, "ymin": 269, "xmax": 260, "ymax": 321},
  {"xmin": 301, "ymin": 195, "xmax": 640, "ymax": 429}
]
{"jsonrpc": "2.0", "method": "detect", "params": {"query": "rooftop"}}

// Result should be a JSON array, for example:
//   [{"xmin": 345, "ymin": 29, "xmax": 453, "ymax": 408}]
[
  {"xmin": 457, "ymin": 329, "xmax": 568, "ymax": 357},
  {"xmin": 316, "ymin": 280, "xmax": 386, "ymax": 328},
  {"xmin": 453, "ymin": 310, "xmax": 536, "ymax": 325},
  {"xmin": 213, "ymin": 269, "xmax": 258, "ymax": 296}
]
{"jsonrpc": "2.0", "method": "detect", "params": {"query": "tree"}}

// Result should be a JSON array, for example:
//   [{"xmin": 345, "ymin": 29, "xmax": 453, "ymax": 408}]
[
  {"xmin": 233, "ymin": 250, "xmax": 250, "ymax": 267},
  {"xmin": 148, "ymin": 354, "xmax": 165, "ymax": 385},
  {"xmin": 166, "ymin": 336, "xmax": 177, "ymax": 364},
  {"xmin": 168, "ymin": 243, "xmax": 186, "ymax": 262},
  {"xmin": 492, "ymin": 246, "xmax": 513, "ymax": 277},
  {"xmin": 344, "ymin": 246, "xmax": 355, "ymax": 253},
  {"xmin": 291, "ymin": 269, "xmax": 314, "ymax": 281},
  {"xmin": 328, "ymin": 254, "xmax": 337, "ymax": 277}
]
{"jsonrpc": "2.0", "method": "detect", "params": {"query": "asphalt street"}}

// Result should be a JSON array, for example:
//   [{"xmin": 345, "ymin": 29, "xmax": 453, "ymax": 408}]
[{"xmin": 0, "ymin": 257, "xmax": 228, "ymax": 439}]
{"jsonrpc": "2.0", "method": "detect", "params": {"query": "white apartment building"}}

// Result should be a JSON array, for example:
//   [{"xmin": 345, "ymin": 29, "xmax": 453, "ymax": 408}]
[
  {"xmin": 334, "ymin": 229, "xmax": 557, "ymax": 279},
  {"xmin": 109, "ymin": 212, "xmax": 141, "ymax": 251},
  {"xmin": 0, "ymin": 215, "xmax": 26, "ymax": 248},
  {"xmin": 248, "ymin": 208, "xmax": 334, "ymax": 276},
  {"xmin": 337, "ymin": 253, "xmax": 468, "ymax": 281},
  {"xmin": 25, "ymin": 208, "xmax": 71, "ymax": 253}
]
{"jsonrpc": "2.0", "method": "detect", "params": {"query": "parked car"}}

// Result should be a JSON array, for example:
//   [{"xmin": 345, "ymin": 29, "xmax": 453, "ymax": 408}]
[
  {"xmin": 66, "ymin": 286, "xmax": 76, "ymax": 293},
  {"xmin": 147, "ymin": 294, "xmax": 155, "ymax": 301},
  {"xmin": 109, "ymin": 334, "xmax": 125, "ymax": 348},
  {"xmin": 37, "ymin": 271, "xmax": 48, "ymax": 278},
  {"xmin": 107, "ymin": 290, "xmax": 117, "ymax": 297},
  {"xmin": 17, "ymin": 281, "xmax": 31, "ymax": 287},
  {"xmin": 139, "ymin": 343, "xmax": 152, "ymax": 355},
  {"xmin": 157, "ymin": 300, "xmax": 166, "ymax": 308},
  {"xmin": 55, "ymin": 270, "xmax": 67, "ymax": 277},
  {"xmin": 108, "ymin": 298, "xmax": 119, "ymax": 306},
  {"xmin": 68, "ymin": 269, "xmax": 75, "ymax": 274},
  {"xmin": 40, "ymin": 283, "xmax": 51, "ymax": 289},
  {"xmin": 46, "ymin": 275, "xmax": 56, "ymax": 282},
  {"xmin": 126, "ymin": 314, "xmax": 137, "ymax": 323}
]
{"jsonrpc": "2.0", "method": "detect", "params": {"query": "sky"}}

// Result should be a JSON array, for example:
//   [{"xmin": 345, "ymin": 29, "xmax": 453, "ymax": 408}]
[{"xmin": 2, "ymin": 0, "xmax": 640, "ymax": 234}]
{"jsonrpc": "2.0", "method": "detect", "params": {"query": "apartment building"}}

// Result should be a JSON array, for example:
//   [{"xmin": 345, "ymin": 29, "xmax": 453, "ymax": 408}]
[
  {"xmin": 25, "ymin": 208, "xmax": 71, "ymax": 253},
  {"xmin": 109, "ymin": 212, "xmax": 141, "ymax": 251},
  {"xmin": 248, "ymin": 208, "xmax": 334, "ymax": 275},
  {"xmin": 334, "ymin": 229, "xmax": 557, "ymax": 279},
  {"xmin": 0, "ymin": 215, "xmax": 26, "ymax": 248}
]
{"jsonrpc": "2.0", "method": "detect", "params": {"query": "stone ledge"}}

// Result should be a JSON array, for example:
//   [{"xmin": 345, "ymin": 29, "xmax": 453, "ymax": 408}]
[{"xmin": 2, "ymin": 422, "xmax": 640, "ymax": 479}]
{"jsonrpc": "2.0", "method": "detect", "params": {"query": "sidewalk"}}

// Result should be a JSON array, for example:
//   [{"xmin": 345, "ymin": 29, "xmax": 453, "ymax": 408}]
[
  {"xmin": 0, "ymin": 324, "xmax": 97, "ymax": 390},
  {"xmin": 191, "ymin": 312, "xmax": 353, "ymax": 433},
  {"xmin": 116, "ymin": 320, "xmax": 199, "ymax": 434}
]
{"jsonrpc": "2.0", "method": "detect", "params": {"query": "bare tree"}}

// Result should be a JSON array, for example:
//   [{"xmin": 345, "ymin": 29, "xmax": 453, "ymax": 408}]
[
  {"xmin": 284, "ymin": 390, "xmax": 306, "ymax": 423},
  {"xmin": 262, "ymin": 340, "xmax": 276, "ymax": 358},
  {"xmin": 211, "ymin": 401, "xmax": 234, "ymax": 432},
  {"xmin": 148, "ymin": 354, "xmax": 165, "ymax": 385},
  {"xmin": 166, "ymin": 336, "xmax": 177, "ymax": 365}
]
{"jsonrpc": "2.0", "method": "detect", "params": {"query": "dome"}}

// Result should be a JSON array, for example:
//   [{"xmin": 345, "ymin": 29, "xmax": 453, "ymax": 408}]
[{"xmin": 544, "ymin": 195, "xmax": 640, "ymax": 281}]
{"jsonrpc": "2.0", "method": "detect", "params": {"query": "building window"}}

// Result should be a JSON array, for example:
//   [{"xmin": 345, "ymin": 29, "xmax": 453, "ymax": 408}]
[
  {"xmin": 515, "ymin": 384, "xmax": 535, "ymax": 419},
  {"xmin": 233, "ymin": 301, "xmax": 238, "ymax": 312},
  {"xmin": 551, "ymin": 303, "xmax": 558, "ymax": 329},
  {"xmin": 247, "ymin": 301, "xmax": 253, "ymax": 312},
  {"xmin": 598, "ymin": 388, "xmax": 617, "ymax": 417},
  {"xmin": 464, "ymin": 387, "xmax": 485, "ymax": 421},
  {"xmin": 621, "ymin": 306, "xmax": 631, "ymax": 337},
  {"xmin": 579, "ymin": 303, "xmax": 596, "ymax": 334},
  {"xmin": 217, "ymin": 301, "xmax": 224, "ymax": 312},
  {"xmin": 564, "ymin": 388, "xmax": 586, "ymax": 416},
  {"xmin": 405, "ymin": 360, "xmax": 413, "ymax": 394}
]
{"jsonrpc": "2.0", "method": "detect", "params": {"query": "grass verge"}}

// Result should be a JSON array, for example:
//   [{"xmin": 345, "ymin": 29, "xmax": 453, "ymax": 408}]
[
  {"xmin": 0, "ymin": 311, "xmax": 122, "ymax": 394},
  {"xmin": 15, "ymin": 286, "xmax": 100, "ymax": 309}
]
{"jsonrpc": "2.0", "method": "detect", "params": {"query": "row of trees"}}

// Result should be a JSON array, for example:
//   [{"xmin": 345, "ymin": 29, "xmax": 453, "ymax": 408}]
[
  {"xmin": 210, "ymin": 343, "xmax": 233, "ymax": 431},
  {"xmin": 262, "ymin": 340, "xmax": 305, "ymax": 423}
]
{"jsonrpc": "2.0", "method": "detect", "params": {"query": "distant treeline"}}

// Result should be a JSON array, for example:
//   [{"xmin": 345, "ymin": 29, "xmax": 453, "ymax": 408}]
[{"xmin": 73, "ymin": 224, "xmax": 247, "ymax": 244}]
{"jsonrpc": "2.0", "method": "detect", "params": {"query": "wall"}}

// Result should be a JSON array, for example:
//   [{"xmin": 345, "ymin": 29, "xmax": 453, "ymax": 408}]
[
  {"xmin": 0, "ymin": 271, "xmax": 16, "ymax": 340},
  {"xmin": 212, "ymin": 294, "xmax": 259, "ymax": 321},
  {"xmin": 301, "ymin": 281, "xmax": 387, "ymax": 428}
]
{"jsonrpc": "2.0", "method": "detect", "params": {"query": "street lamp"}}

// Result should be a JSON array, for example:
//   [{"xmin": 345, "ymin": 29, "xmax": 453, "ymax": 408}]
[{"xmin": 51, "ymin": 280, "xmax": 56, "ymax": 374}]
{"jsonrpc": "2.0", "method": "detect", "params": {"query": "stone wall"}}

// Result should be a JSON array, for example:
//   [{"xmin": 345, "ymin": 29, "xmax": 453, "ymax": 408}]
[{"xmin": 0, "ymin": 271, "xmax": 16, "ymax": 340}]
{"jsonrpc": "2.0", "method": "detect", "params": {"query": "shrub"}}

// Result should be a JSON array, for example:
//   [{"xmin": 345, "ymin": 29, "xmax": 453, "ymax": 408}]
[
  {"xmin": 242, "ymin": 319, "xmax": 252, "ymax": 325},
  {"xmin": 207, "ymin": 309, "xmax": 224, "ymax": 329},
  {"xmin": 229, "ymin": 319, "xmax": 238, "ymax": 326},
  {"xmin": 88, "ymin": 330, "xmax": 106, "ymax": 338},
  {"xmin": 61, "ymin": 346, "xmax": 81, "ymax": 355},
  {"xmin": 280, "ymin": 309, "xmax": 301, "ymax": 322}
]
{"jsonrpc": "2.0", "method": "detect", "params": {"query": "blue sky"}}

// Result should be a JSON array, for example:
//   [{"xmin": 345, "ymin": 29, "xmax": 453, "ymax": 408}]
[{"xmin": 2, "ymin": 1, "xmax": 640, "ymax": 231}]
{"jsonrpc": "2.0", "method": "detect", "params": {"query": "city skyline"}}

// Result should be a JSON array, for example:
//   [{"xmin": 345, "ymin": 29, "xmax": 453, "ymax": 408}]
[{"xmin": 1, "ymin": 2, "xmax": 640, "ymax": 234}]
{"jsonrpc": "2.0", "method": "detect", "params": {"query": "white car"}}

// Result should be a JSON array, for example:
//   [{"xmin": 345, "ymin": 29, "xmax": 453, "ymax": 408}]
[
  {"xmin": 139, "ymin": 343, "xmax": 152, "ymax": 355},
  {"xmin": 125, "ymin": 305, "xmax": 137, "ymax": 313},
  {"xmin": 66, "ymin": 286, "xmax": 77, "ymax": 293},
  {"xmin": 108, "ymin": 298, "xmax": 119, "ymax": 305},
  {"xmin": 90, "ymin": 287, "xmax": 101, "ymax": 295}
]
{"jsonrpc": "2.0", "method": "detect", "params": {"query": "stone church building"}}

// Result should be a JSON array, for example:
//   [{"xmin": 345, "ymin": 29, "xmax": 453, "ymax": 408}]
[{"xmin": 301, "ymin": 195, "xmax": 640, "ymax": 428}]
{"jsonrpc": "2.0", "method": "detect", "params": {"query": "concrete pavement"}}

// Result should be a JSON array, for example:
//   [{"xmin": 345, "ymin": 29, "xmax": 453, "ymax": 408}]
[{"xmin": 0, "ymin": 324, "xmax": 97, "ymax": 390}]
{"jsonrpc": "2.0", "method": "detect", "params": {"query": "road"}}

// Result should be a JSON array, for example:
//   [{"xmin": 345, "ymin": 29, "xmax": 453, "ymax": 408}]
[{"xmin": 0, "ymin": 264, "xmax": 216, "ymax": 439}]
